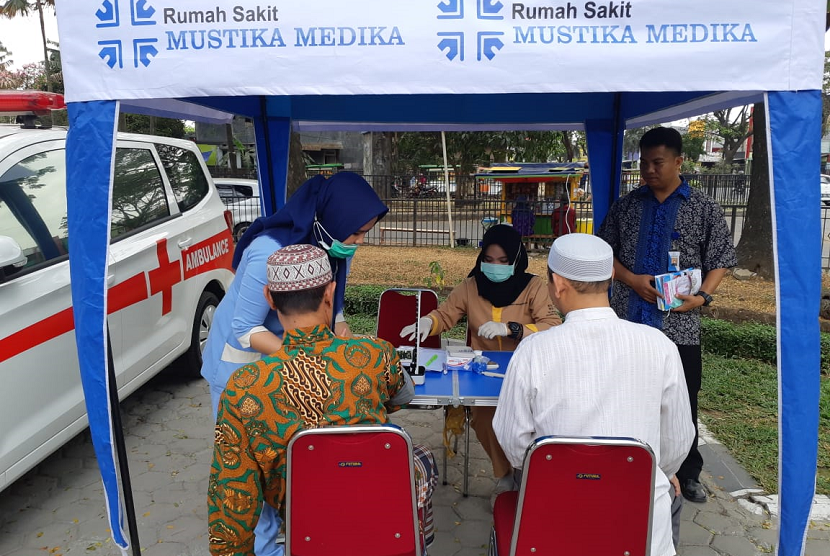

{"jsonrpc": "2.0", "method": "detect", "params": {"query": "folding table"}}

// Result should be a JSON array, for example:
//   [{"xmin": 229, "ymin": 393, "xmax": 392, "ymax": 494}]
[{"xmin": 410, "ymin": 351, "xmax": 513, "ymax": 496}]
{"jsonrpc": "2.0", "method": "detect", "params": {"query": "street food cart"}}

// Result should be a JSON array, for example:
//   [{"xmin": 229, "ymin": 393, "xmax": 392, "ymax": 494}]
[{"xmin": 475, "ymin": 163, "xmax": 588, "ymax": 240}]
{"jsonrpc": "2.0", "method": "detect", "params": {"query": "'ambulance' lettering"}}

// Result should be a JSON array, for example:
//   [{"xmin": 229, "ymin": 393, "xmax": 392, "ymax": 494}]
[{"xmin": 186, "ymin": 238, "xmax": 230, "ymax": 272}]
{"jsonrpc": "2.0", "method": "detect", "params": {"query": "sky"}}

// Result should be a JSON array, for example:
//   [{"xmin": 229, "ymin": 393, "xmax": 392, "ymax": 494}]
[{"xmin": 0, "ymin": 10, "xmax": 60, "ymax": 69}]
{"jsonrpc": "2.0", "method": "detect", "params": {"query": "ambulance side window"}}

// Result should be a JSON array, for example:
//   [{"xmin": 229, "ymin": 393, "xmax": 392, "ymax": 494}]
[
  {"xmin": 110, "ymin": 148, "xmax": 170, "ymax": 240},
  {"xmin": 0, "ymin": 149, "xmax": 68, "ymax": 276},
  {"xmin": 155, "ymin": 144, "xmax": 209, "ymax": 213}
]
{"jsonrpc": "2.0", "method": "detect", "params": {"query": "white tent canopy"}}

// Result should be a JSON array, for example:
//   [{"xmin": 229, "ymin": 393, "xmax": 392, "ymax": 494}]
[{"xmin": 54, "ymin": 1, "xmax": 825, "ymax": 554}]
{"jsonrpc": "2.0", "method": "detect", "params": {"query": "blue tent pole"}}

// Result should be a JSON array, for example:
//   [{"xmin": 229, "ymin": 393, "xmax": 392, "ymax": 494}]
[
  {"xmin": 766, "ymin": 90, "xmax": 822, "ymax": 556},
  {"xmin": 66, "ymin": 100, "xmax": 132, "ymax": 554},
  {"xmin": 253, "ymin": 98, "xmax": 291, "ymax": 217},
  {"xmin": 585, "ymin": 109, "xmax": 624, "ymax": 229}
]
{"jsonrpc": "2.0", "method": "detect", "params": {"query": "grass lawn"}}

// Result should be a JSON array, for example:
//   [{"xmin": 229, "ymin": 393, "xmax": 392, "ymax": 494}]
[{"xmin": 700, "ymin": 353, "xmax": 830, "ymax": 495}]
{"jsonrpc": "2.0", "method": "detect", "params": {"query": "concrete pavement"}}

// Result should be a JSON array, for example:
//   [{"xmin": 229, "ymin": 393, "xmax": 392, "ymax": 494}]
[{"xmin": 0, "ymin": 364, "xmax": 827, "ymax": 556}]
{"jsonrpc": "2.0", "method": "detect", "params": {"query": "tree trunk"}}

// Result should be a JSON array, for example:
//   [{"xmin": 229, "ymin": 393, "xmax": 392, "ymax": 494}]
[
  {"xmin": 363, "ymin": 132, "xmax": 393, "ymax": 197},
  {"xmin": 736, "ymin": 102, "xmax": 774, "ymax": 279},
  {"xmin": 286, "ymin": 130, "xmax": 307, "ymax": 199},
  {"xmin": 720, "ymin": 141, "xmax": 742, "ymax": 166},
  {"xmin": 561, "ymin": 131, "xmax": 575, "ymax": 161},
  {"xmin": 37, "ymin": 1, "xmax": 51, "ymax": 92},
  {"xmin": 225, "ymin": 124, "xmax": 238, "ymax": 171}
]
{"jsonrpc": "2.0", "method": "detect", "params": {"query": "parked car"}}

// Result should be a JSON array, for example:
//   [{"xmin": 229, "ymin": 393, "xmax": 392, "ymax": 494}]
[
  {"xmin": 214, "ymin": 177, "xmax": 261, "ymax": 240},
  {"xmin": 0, "ymin": 91, "xmax": 235, "ymax": 493},
  {"xmin": 821, "ymin": 174, "xmax": 830, "ymax": 206}
]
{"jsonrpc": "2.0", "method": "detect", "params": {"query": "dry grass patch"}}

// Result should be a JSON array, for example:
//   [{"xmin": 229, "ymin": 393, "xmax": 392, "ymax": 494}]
[{"xmin": 352, "ymin": 245, "xmax": 782, "ymax": 315}]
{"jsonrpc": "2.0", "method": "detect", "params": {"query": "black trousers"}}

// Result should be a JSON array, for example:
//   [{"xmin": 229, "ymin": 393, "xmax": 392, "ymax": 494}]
[{"xmin": 676, "ymin": 344, "xmax": 703, "ymax": 482}]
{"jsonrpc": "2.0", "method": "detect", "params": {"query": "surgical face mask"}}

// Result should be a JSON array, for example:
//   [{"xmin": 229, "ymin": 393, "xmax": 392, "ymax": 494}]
[
  {"xmin": 327, "ymin": 239, "xmax": 358, "ymax": 259},
  {"xmin": 480, "ymin": 262, "xmax": 515, "ymax": 283},
  {"xmin": 314, "ymin": 219, "xmax": 358, "ymax": 259},
  {"xmin": 480, "ymin": 243, "xmax": 522, "ymax": 283}
]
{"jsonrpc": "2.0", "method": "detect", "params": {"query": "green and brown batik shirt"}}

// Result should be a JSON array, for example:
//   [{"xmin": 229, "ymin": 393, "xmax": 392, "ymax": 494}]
[{"xmin": 208, "ymin": 325, "xmax": 408, "ymax": 555}]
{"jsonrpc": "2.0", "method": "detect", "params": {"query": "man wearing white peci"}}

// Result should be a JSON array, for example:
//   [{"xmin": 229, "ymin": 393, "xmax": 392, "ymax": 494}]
[{"xmin": 493, "ymin": 233, "xmax": 695, "ymax": 556}]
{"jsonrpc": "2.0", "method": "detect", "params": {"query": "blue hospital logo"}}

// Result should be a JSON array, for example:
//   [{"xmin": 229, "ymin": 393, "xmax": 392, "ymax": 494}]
[
  {"xmin": 96, "ymin": 0, "xmax": 159, "ymax": 69},
  {"xmin": 437, "ymin": 0, "xmax": 504, "ymax": 62}
]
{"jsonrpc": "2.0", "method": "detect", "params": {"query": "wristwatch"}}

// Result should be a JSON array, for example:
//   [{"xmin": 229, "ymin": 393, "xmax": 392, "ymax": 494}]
[
  {"xmin": 507, "ymin": 321, "xmax": 524, "ymax": 340},
  {"xmin": 696, "ymin": 290, "xmax": 713, "ymax": 306}
]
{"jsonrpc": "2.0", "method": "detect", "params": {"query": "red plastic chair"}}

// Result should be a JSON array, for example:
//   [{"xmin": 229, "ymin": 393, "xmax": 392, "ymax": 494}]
[
  {"xmin": 376, "ymin": 288, "xmax": 440, "ymax": 349},
  {"xmin": 286, "ymin": 425, "xmax": 422, "ymax": 556},
  {"xmin": 490, "ymin": 436, "xmax": 656, "ymax": 556}
]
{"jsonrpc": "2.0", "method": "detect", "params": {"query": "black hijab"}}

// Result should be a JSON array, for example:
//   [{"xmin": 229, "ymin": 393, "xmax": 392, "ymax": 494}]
[{"xmin": 468, "ymin": 224, "xmax": 534, "ymax": 308}]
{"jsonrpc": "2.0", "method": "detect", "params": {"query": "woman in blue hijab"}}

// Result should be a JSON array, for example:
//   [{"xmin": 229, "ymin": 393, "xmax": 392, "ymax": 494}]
[
  {"xmin": 201, "ymin": 173, "xmax": 387, "ymax": 556},
  {"xmin": 202, "ymin": 172, "xmax": 388, "ymax": 412}
]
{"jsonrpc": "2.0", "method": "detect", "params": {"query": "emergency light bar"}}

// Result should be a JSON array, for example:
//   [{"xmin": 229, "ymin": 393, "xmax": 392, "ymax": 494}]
[{"xmin": 0, "ymin": 90, "xmax": 66, "ymax": 116}]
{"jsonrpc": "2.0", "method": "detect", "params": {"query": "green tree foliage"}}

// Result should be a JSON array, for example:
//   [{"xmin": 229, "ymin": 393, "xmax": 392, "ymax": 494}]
[
  {"xmin": 394, "ymin": 130, "xmax": 578, "ymax": 175},
  {"xmin": 622, "ymin": 125, "xmax": 657, "ymax": 161},
  {"xmin": 393, "ymin": 131, "xmax": 503, "ymax": 177},
  {"xmin": 0, "ymin": 41, "xmax": 11, "ymax": 72},
  {"xmin": 43, "ymin": 40, "xmax": 61, "ymax": 94},
  {"xmin": 124, "ymin": 115, "xmax": 186, "ymax": 139},
  {"xmin": 681, "ymin": 133, "xmax": 705, "ymax": 164},
  {"xmin": 681, "ymin": 119, "xmax": 706, "ymax": 166},
  {"xmin": 705, "ymin": 106, "xmax": 752, "ymax": 166},
  {"xmin": 393, "ymin": 130, "xmax": 582, "ymax": 197},
  {"xmin": 500, "ymin": 131, "xmax": 569, "ymax": 162},
  {"xmin": 0, "ymin": 41, "xmax": 62, "ymax": 94}
]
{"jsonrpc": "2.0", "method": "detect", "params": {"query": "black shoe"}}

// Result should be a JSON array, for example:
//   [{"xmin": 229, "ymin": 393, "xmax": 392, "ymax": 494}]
[{"xmin": 680, "ymin": 478, "xmax": 707, "ymax": 503}]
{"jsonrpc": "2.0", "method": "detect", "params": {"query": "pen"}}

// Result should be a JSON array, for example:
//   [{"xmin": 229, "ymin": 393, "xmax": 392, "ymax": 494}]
[
  {"xmin": 425, "ymin": 354, "xmax": 438, "ymax": 367},
  {"xmin": 482, "ymin": 371, "xmax": 505, "ymax": 378}
]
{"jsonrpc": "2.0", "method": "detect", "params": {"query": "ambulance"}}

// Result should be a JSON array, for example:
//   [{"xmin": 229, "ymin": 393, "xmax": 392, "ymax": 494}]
[{"xmin": 0, "ymin": 91, "xmax": 235, "ymax": 492}]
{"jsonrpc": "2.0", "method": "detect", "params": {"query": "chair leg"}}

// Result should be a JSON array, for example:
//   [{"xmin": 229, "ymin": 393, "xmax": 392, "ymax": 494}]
[
  {"xmin": 463, "ymin": 406, "xmax": 471, "ymax": 497},
  {"xmin": 488, "ymin": 527, "xmax": 498, "ymax": 556}
]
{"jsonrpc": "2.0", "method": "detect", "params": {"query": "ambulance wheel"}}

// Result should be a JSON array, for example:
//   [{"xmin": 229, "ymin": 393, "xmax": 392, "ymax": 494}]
[
  {"xmin": 183, "ymin": 290, "xmax": 220, "ymax": 378},
  {"xmin": 234, "ymin": 222, "xmax": 250, "ymax": 242}
]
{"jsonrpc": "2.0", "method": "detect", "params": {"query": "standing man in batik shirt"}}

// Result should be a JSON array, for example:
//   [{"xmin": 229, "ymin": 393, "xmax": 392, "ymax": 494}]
[
  {"xmin": 208, "ymin": 244, "xmax": 436, "ymax": 556},
  {"xmin": 597, "ymin": 127, "xmax": 737, "ymax": 504}
]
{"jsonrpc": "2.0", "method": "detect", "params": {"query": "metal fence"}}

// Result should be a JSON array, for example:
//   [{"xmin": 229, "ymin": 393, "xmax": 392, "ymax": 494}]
[
  {"xmin": 362, "ymin": 198, "xmax": 595, "ymax": 247},
  {"xmin": 620, "ymin": 172, "xmax": 750, "ymax": 206},
  {"xmin": 209, "ymin": 167, "xmax": 258, "ymax": 180},
  {"xmin": 217, "ymin": 170, "xmax": 830, "ymax": 270}
]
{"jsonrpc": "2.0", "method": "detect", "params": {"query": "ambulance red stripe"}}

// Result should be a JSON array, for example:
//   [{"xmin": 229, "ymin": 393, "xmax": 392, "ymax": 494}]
[
  {"xmin": 0, "ymin": 230, "xmax": 233, "ymax": 364},
  {"xmin": 0, "ymin": 308, "xmax": 75, "ymax": 364}
]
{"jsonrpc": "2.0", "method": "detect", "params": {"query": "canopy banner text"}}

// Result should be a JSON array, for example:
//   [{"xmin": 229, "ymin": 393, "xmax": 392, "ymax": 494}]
[{"xmin": 56, "ymin": 0, "xmax": 823, "ymax": 104}]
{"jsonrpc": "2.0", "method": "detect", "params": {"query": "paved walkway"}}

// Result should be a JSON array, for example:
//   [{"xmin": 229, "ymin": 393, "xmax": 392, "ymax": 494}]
[{"xmin": 0, "ymin": 364, "xmax": 827, "ymax": 555}]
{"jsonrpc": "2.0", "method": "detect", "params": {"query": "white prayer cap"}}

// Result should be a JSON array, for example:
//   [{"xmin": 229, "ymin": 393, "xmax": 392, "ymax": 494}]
[
  {"xmin": 548, "ymin": 233, "xmax": 613, "ymax": 282},
  {"xmin": 267, "ymin": 244, "xmax": 332, "ymax": 292}
]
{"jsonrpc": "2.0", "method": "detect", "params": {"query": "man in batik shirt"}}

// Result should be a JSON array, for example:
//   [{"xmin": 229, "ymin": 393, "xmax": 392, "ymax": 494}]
[
  {"xmin": 598, "ymin": 127, "xmax": 737, "ymax": 504},
  {"xmin": 208, "ymin": 244, "xmax": 435, "ymax": 556}
]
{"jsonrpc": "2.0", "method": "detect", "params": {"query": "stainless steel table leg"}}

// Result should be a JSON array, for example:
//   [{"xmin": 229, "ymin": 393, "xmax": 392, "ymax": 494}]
[
  {"xmin": 463, "ymin": 405, "xmax": 471, "ymax": 497},
  {"xmin": 442, "ymin": 406, "xmax": 448, "ymax": 485}
]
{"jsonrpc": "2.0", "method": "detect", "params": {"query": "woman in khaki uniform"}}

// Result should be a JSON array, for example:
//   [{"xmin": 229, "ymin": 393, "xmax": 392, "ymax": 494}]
[{"xmin": 401, "ymin": 224, "xmax": 561, "ymax": 497}]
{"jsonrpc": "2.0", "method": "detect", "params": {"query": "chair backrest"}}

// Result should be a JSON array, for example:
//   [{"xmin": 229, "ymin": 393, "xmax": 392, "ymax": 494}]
[
  {"xmin": 510, "ymin": 436, "xmax": 655, "ymax": 556},
  {"xmin": 285, "ymin": 425, "xmax": 421, "ymax": 556},
  {"xmin": 376, "ymin": 288, "xmax": 440, "ymax": 349}
]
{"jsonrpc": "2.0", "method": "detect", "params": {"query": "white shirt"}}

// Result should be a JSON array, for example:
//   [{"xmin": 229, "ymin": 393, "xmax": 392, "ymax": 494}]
[{"xmin": 493, "ymin": 307, "xmax": 694, "ymax": 556}]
